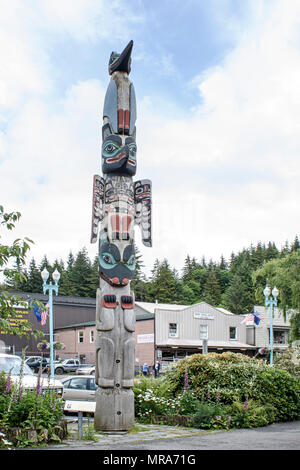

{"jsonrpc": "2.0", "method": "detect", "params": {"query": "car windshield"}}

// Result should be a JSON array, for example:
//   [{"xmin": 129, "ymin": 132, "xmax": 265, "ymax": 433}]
[{"xmin": 0, "ymin": 356, "xmax": 34, "ymax": 376}]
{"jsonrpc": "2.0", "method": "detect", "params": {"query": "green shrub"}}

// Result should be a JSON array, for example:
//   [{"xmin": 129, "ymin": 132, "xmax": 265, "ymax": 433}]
[
  {"xmin": 193, "ymin": 402, "xmax": 229, "ymax": 429},
  {"xmin": 253, "ymin": 368, "xmax": 300, "ymax": 422},
  {"xmin": 229, "ymin": 400, "xmax": 276, "ymax": 428},
  {"xmin": 165, "ymin": 353, "xmax": 300, "ymax": 423},
  {"xmin": 134, "ymin": 353, "xmax": 300, "ymax": 428}
]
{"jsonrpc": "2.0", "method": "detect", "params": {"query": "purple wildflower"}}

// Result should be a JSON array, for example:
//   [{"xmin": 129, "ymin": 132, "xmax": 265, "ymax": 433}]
[
  {"xmin": 184, "ymin": 372, "xmax": 190, "ymax": 390},
  {"xmin": 243, "ymin": 397, "xmax": 249, "ymax": 410},
  {"xmin": 5, "ymin": 375, "xmax": 11, "ymax": 393}
]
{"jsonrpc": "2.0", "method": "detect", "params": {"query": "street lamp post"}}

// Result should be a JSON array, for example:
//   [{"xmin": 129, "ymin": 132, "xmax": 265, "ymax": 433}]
[
  {"xmin": 263, "ymin": 283, "xmax": 279, "ymax": 366},
  {"xmin": 41, "ymin": 268, "xmax": 60, "ymax": 379}
]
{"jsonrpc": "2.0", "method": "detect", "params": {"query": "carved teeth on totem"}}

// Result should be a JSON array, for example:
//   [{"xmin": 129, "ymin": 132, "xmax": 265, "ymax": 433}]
[
  {"xmin": 102, "ymin": 295, "xmax": 117, "ymax": 308},
  {"xmin": 121, "ymin": 295, "xmax": 134, "ymax": 309}
]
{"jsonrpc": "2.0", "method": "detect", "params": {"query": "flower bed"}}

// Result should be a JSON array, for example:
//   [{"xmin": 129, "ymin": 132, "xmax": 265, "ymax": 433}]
[
  {"xmin": 0, "ymin": 365, "xmax": 67, "ymax": 448},
  {"xmin": 133, "ymin": 352, "xmax": 300, "ymax": 430}
]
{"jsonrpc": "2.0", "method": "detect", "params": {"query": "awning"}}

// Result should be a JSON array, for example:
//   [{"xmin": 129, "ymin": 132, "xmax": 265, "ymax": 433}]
[{"xmin": 156, "ymin": 339, "xmax": 256, "ymax": 349}]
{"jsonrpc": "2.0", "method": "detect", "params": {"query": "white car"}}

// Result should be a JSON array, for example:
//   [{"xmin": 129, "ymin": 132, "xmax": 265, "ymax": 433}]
[
  {"xmin": 0, "ymin": 353, "xmax": 64, "ymax": 397},
  {"xmin": 61, "ymin": 375, "xmax": 97, "ymax": 402},
  {"xmin": 76, "ymin": 365, "xmax": 95, "ymax": 375}
]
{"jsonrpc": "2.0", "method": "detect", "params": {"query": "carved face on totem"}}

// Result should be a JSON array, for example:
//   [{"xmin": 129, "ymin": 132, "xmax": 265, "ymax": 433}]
[
  {"xmin": 102, "ymin": 124, "xmax": 137, "ymax": 176},
  {"xmin": 99, "ymin": 241, "xmax": 136, "ymax": 287}
]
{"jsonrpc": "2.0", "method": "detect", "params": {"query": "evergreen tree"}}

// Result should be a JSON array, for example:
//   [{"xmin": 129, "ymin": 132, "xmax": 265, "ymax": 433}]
[
  {"xmin": 265, "ymin": 241, "xmax": 279, "ymax": 261},
  {"xmin": 291, "ymin": 235, "xmax": 300, "ymax": 252},
  {"xmin": 203, "ymin": 268, "xmax": 221, "ymax": 306},
  {"xmin": 84, "ymin": 256, "xmax": 100, "ymax": 298},
  {"xmin": 281, "ymin": 240, "xmax": 290, "ymax": 256},
  {"xmin": 219, "ymin": 255, "xmax": 228, "ymax": 271},
  {"xmin": 27, "ymin": 258, "xmax": 43, "ymax": 293},
  {"xmin": 149, "ymin": 259, "xmax": 182, "ymax": 304},
  {"xmin": 39, "ymin": 255, "xmax": 52, "ymax": 276},
  {"xmin": 69, "ymin": 248, "xmax": 94, "ymax": 297},
  {"xmin": 66, "ymin": 251, "xmax": 75, "ymax": 272},
  {"xmin": 182, "ymin": 255, "xmax": 193, "ymax": 281},
  {"xmin": 224, "ymin": 259, "xmax": 255, "ymax": 314},
  {"xmin": 52, "ymin": 259, "xmax": 73, "ymax": 297}
]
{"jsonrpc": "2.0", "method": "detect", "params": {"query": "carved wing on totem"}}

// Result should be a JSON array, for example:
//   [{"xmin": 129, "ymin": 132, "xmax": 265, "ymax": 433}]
[
  {"xmin": 134, "ymin": 179, "xmax": 152, "ymax": 247},
  {"xmin": 91, "ymin": 175, "xmax": 105, "ymax": 243}
]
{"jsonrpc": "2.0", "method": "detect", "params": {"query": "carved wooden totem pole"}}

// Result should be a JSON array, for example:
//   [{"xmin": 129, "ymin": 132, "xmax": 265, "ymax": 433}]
[{"xmin": 91, "ymin": 40, "xmax": 152, "ymax": 431}]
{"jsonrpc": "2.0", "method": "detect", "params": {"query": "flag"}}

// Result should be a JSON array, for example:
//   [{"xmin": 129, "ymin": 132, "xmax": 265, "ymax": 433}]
[
  {"xmin": 253, "ymin": 311, "xmax": 262, "ymax": 325},
  {"xmin": 32, "ymin": 301, "xmax": 48, "ymax": 326},
  {"xmin": 41, "ymin": 303, "xmax": 49, "ymax": 326},
  {"xmin": 32, "ymin": 302, "xmax": 42, "ymax": 322},
  {"xmin": 240, "ymin": 314, "xmax": 253, "ymax": 324}
]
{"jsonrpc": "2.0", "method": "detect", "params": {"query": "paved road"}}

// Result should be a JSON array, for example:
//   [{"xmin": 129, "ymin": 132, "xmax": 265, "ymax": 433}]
[
  {"xmin": 109, "ymin": 421, "xmax": 300, "ymax": 451},
  {"xmin": 49, "ymin": 420, "xmax": 300, "ymax": 451}
]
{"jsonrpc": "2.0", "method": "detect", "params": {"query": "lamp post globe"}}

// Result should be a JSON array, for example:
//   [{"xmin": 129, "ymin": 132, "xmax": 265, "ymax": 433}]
[
  {"xmin": 52, "ymin": 269, "xmax": 61, "ymax": 283},
  {"xmin": 263, "ymin": 285, "xmax": 271, "ymax": 297},
  {"xmin": 272, "ymin": 286, "xmax": 279, "ymax": 298},
  {"xmin": 41, "ymin": 268, "xmax": 49, "ymax": 282}
]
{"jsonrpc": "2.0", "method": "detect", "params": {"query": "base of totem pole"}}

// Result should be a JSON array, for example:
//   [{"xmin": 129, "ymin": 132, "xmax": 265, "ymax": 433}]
[{"xmin": 94, "ymin": 387, "xmax": 135, "ymax": 431}]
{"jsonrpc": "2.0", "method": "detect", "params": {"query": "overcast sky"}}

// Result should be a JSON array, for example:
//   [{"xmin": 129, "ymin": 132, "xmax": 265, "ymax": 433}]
[{"xmin": 1, "ymin": 0, "xmax": 300, "ymax": 278}]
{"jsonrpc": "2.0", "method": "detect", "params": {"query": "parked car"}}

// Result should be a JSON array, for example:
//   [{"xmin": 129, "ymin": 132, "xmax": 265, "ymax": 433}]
[
  {"xmin": 54, "ymin": 358, "xmax": 81, "ymax": 375},
  {"xmin": 61, "ymin": 375, "xmax": 97, "ymax": 402},
  {"xmin": 25, "ymin": 356, "xmax": 49, "ymax": 373},
  {"xmin": 0, "ymin": 353, "xmax": 63, "ymax": 397},
  {"xmin": 76, "ymin": 364, "xmax": 95, "ymax": 375}
]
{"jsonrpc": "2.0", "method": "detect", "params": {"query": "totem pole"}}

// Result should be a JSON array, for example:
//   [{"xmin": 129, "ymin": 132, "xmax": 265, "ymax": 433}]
[{"xmin": 91, "ymin": 40, "xmax": 152, "ymax": 431}]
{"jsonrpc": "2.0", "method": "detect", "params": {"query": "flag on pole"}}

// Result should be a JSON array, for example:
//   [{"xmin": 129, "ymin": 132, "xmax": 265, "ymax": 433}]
[
  {"xmin": 32, "ymin": 301, "xmax": 48, "ymax": 326},
  {"xmin": 240, "ymin": 314, "xmax": 253, "ymax": 324},
  {"xmin": 32, "ymin": 302, "xmax": 42, "ymax": 322},
  {"xmin": 253, "ymin": 311, "xmax": 262, "ymax": 325},
  {"xmin": 240, "ymin": 311, "xmax": 263, "ymax": 325},
  {"xmin": 40, "ymin": 303, "xmax": 49, "ymax": 326}
]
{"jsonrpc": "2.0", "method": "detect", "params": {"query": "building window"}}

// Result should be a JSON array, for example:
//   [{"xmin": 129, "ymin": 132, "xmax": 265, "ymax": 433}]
[
  {"xmin": 273, "ymin": 329, "xmax": 288, "ymax": 345},
  {"xmin": 90, "ymin": 330, "xmax": 94, "ymax": 343},
  {"xmin": 200, "ymin": 324, "xmax": 208, "ymax": 340},
  {"xmin": 78, "ymin": 331, "xmax": 84, "ymax": 343},
  {"xmin": 229, "ymin": 327, "xmax": 237, "ymax": 340},
  {"xmin": 169, "ymin": 323, "xmax": 178, "ymax": 337}
]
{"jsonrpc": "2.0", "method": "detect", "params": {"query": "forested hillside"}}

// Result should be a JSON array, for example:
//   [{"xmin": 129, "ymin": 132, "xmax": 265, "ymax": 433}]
[{"xmin": 4, "ymin": 237, "xmax": 300, "ymax": 340}]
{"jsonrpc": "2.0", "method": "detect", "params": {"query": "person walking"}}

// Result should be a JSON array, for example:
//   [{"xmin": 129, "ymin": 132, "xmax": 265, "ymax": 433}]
[
  {"xmin": 153, "ymin": 360, "xmax": 160, "ymax": 378},
  {"xmin": 142, "ymin": 362, "xmax": 149, "ymax": 376}
]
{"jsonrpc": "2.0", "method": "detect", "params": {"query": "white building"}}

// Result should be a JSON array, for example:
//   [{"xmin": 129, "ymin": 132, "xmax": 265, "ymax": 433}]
[
  {"xmin": 154, "ymin": 301, "xmax": 256, "ymax": 362},
  {"xmin": 242, "ymin": 305, "xmax": 292, "ymax": 352}
]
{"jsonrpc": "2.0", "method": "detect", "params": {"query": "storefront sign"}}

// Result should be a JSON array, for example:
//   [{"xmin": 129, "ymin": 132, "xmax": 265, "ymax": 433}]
[
  {"xmin": 194, "ymin": 312, "xmax": 214, "ymax": 320},
  {"xmin": 137, "ymin": 333, "xmax": 154, "ymax": 343}
]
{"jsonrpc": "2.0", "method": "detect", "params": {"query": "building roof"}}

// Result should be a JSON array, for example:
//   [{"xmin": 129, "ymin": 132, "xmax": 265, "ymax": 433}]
[
  {"xmin": 9, "ymin": 291, "xmax": 96, "ymax": 307},
  {"xmin": 215, "ymin": 307, "xmax": 234, "ymax": 316},
  {"xmin": 136, "ymin": 302, "xmax": 188, "ymax": 314},
  {"xmin": 56, "ymin": 321, "xmax": 95, "ymax": 330}
]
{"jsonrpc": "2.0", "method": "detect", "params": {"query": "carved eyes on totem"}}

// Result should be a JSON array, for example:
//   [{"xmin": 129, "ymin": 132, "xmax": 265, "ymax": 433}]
[
  {"xmin": 104, "ymin": 143, "xmax": 118, "ymax": 154},
  {"xmin": 102, "ymin": 140, "xmax": 137, "ymax": 160},
  {"xmin": 100, "ymin": 252, "xmax": 136, "ymax": 271},
  {"xmin": 128, "ymin": 144, "xmax": 137, "ymax": 158}
]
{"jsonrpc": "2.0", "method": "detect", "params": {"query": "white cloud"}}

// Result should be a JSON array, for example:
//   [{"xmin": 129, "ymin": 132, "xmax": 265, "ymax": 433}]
[
  {"xmin": 1, "ymin": 0, "xmax": 300, "ymax": 279},
  {"xmin": 136, "ymin": 0, "xmax": 300, "ymax": 271}
]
